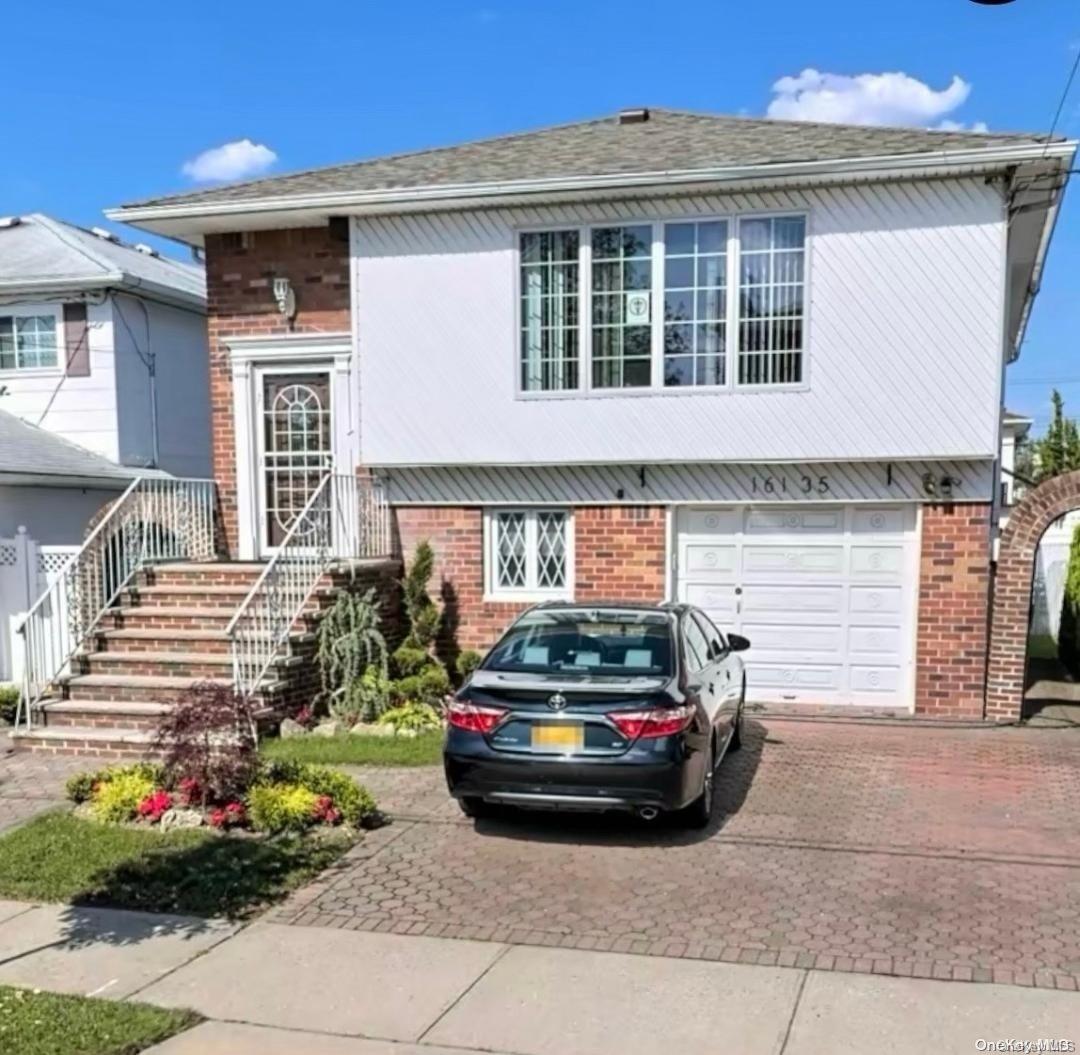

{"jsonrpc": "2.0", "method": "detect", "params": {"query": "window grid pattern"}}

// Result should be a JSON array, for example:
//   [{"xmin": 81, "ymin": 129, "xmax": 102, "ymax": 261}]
[
  {"xmin": 492, "ymin": 510, "xmax": 569, "ymax": 595},
  {"xmin": 591, "ymin": 225, "xmax": 652, "ymax": 389},
  {"xmin": 738, "ymin": 215, "xmax": 806, "ymax": 385},
  {"xmin": 0, "ymin": 315, "xmax": 58, "ymax": 371},
  {"xmin": 520, "ymin": 231, "xmax": 579, "ymax": 392},
  {"xmin": 663, "ymin": 220, "xmax": 728, "ymax": 387}
]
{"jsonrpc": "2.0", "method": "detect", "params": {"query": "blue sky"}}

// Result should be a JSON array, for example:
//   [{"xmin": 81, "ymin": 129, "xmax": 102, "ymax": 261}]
[{"xmin": 4, "ymin": 0, "xmax": 1077, "ymax": 433}]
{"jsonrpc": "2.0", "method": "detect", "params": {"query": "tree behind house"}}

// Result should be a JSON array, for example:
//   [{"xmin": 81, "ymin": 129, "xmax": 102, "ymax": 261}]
[{"xmin": 1032, "ymin": 390, "xmax": 1080, "ymax": 483}]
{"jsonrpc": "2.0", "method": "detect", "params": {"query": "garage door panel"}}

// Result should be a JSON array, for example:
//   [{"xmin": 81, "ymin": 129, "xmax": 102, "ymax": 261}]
[
  {"xmin": 849, "ymin": 665, "xmax": 902, "ymax": 694},
  {"xmin": 742, "ymin": 622, "xmax": 843, "ymax": 657},
  {"xmin": 742, "ymin": 545, "xmax": 845, "ymax": 578},
  {"xmin": 681, "ymin": 509, "xmax": 741, "ymax": 535},
  {"xmin": 742, "ymin": 585, "xmax": 844, "ymax": 618},
  {"xmin": 745, "ymin": 508, "xmax": 844, "ymax": 534},
  {"xmin": 851, "ymin": 507, "xmax": 909, "ymax": 535},
  {"xmin": 848, "ymin": 625, "xmax": 903, "ymax": 658},
  {"xmin": 849, "ymin": 585, "xmax": 904, "ymax": 616},
  {"xmin": 682, "ymin": 543, "xmax": 738, "ymax": 576},
  {"xmin": 683, "ymin": 583, "xmax": 738, "ymax": 621},
  {"xmin": 850, "ymin": 545, "xmax": 905, "ymax": 578},
  {"xmin": 748, "ymin": 664, "xmax": 844, "ymax": 694}
]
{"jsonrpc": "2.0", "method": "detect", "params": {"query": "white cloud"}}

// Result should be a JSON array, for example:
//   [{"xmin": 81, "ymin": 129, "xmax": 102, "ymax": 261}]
[
  {"xmin": 181, "ymin": 139, "xmax": 278, "ymax": 182},
  {"xmin": 936, "ymin": 119, "xmax": 989, "ymax": 133},
  {"xmin": 767, "ymin": 69, "xmax": 976, "ymax": 129}
]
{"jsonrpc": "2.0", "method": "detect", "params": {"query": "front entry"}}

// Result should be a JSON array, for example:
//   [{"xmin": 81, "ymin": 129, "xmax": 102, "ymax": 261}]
[{"xmin": 257, "ymin": 370, "xmax": 333, "ymax": 553}]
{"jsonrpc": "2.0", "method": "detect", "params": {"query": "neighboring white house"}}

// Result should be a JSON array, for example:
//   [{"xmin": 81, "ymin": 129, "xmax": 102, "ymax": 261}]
[
  {"xmin": 1001, "ymin": 409, "xmax": 1033, "ymax": 511},
  {"xmin": 0, "ymin": 214, "xmax": 209, "ymax": 682}
]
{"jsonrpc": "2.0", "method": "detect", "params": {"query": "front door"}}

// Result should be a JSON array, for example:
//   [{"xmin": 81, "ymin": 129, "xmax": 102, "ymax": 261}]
[{"xmin": 257, "ymin": 370, "xmax": 333, "ymax": 554}]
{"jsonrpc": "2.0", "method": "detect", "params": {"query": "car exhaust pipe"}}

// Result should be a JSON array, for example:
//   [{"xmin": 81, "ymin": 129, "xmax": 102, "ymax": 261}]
[{"xmin": 637, "ymin": 806, "xmax": 660, "ymax": 821}]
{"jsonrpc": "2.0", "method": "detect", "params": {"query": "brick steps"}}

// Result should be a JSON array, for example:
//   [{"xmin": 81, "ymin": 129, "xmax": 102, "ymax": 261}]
[
  {"xmin": 123, "ymin": 584, "xmax": 253, "ymax": 609},
  {"xmin": 78, "ymin": 651, "xmax": 234, "ymax": 679}
]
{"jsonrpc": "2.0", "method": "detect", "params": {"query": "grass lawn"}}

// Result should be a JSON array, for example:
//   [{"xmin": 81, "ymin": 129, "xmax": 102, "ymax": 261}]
[
  {"xmin": 0, "ymin": 985, "xmax": 198, "ymax": 1055},
  {"xmin": 1028, "ymin": 634, "xmax": 1059, "ymax": 661},
  {"xmin": 260, "ymin": 730, "xmax": 443, "ymax": 767},
  {"xmin": 0, "ymin": 813, "xmax": 352, "ymax": 919}
]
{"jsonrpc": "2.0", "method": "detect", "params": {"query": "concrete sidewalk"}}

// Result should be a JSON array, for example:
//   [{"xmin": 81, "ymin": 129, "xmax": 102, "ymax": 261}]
[{"xmin": 1, "ymin": 901, "xmax": 1078, "ymax": 1054}]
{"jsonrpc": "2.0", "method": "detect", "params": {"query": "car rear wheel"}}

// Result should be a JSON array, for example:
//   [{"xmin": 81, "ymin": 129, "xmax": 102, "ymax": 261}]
[{"xmin": 683, "ymin": 742, "xmax": 715, "ymax": 828}]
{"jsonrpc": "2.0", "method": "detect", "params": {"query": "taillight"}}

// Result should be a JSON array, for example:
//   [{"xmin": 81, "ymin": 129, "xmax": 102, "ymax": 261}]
[
  {"xmin": 447, "ymin": 699, "xmax": 507, "ymax": 734},
  {"xmin": 607, "ymin": 704, "xmax": 695, "ymax": 740}
]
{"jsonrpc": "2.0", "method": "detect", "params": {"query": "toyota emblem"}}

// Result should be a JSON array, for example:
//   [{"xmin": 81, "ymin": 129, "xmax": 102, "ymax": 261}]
[{"xmin": 547, "ymin": 693, "xmax": 568, "ymax": 711}]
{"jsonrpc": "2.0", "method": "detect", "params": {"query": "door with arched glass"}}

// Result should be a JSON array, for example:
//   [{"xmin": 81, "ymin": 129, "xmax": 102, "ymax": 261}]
[{"xmin": 257, "ymin": 371, "xmax": 333, "ymax": 552}]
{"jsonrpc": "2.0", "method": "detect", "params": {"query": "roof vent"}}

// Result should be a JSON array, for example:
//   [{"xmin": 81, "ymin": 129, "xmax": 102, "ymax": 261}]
[
  {"xmin": 134, "ymin": 243, "xmax": 160, "ymax": 257},
  {"xmin": 91, "ymin": 226, "xmax": 118, "ymax": 242},
  {"xmin": 0, "ymin": 216, "xmax": 21, "ymax": 229},
  {"xmin": 618, "ymin": 107, "xmax": 650, "ymax": 125}
]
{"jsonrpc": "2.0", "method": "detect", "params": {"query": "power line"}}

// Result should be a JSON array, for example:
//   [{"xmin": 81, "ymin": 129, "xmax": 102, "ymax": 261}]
[{"xmin": 1044, "ymin": 45, "xmax": 1080, "ymax": 151}]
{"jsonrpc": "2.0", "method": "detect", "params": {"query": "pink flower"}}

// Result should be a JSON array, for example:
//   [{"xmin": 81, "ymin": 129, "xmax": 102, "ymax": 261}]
[
  {"xmin": 311, "ymin": 795, "xmax": 341, "ymax": 826},
  {"xmin": 136, "ymin": 790, "xmax": 173, "ymax": 823}
]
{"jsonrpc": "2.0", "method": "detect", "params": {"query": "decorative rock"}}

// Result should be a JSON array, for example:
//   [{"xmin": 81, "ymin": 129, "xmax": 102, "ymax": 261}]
[
  {"xmin": 159, "ymin": 808, "xmax": 204, "ymax": 832},
  {"xmin": 280, "ymin": 718, "xmax": 308, "ymax": 739},
  {"xmin": 350, "ymin": 722, "xmax": 395, "ymax": 738},
  {"xmin": 312, "ymin": 720, "xmax": 342, "ymax": 738}
]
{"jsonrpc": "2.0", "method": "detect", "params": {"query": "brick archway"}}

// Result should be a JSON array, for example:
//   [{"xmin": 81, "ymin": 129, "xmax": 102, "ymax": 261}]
[{"xmin": 986, "ymin": 469, "xmax": 1080, "ymax": 721}]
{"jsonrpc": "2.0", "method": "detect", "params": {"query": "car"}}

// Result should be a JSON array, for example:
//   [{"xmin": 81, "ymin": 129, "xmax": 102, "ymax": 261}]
[{"xmin": 443, "ymin": 602, "xmax": 749, "ymax": 827}]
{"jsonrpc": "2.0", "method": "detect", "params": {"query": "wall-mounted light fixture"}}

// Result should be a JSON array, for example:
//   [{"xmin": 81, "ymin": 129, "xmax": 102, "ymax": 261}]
[{"xmin": 272, "ymin": 277, "xmax": 297, "ymax": 321}]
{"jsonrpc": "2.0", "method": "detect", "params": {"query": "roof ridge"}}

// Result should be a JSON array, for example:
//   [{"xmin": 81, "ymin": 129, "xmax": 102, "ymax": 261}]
[{"xmin": 28, "ymin": 213, "xmax": 118, "ymax": 276}]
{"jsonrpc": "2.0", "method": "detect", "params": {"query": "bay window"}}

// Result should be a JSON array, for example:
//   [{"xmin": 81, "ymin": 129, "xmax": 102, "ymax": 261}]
[
  {"xmin": 487, "ymin": 509, "xmax": 572, "ymax": 599},
  {"xmin": 0, "ymin": 312, "xmax": 59, "ymax": 371},
  {"xmin": 518, "ymin": 212, "xmax": 806, "ymax": 395}
]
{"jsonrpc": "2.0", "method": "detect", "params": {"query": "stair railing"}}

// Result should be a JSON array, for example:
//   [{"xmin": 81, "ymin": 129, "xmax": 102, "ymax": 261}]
[
  {"xmin": 16, "ymin": 476, "xmax": 218, "ymax": 730},
  {"xmin": 227, "ymin": 473, "xmax": 391, "ymax": 698}
]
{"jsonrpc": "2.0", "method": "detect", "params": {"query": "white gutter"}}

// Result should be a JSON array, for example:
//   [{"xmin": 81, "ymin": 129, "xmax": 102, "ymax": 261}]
[
  {"xmin": 0, "ymin": 273, "xmax": 205, "ymax": 312},
  {"xmin": 107, "ymin": 141, "xmax": 1077, "ymax": 224}
]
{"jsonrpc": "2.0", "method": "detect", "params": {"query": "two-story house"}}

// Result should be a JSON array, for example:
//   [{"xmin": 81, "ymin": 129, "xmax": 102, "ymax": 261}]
[
  {"xmin": 68, "ymin": 107, "xmax": 1071, "ymax": 738},
  {"xmin": 0, "ymin": 214, "xmax": 209, "ymax": 685}
]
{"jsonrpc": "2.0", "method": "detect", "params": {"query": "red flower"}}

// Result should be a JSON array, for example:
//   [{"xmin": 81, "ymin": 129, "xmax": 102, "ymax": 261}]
[
  {"xmin": 311, "ymin": 795, "xmax": 341, "ymax": 826},
  {"xmin": 295, "ymin": 706, "xmax": 315, "ymax": 729},
  {"xmin": 177, "ymin": 777, "xmax": 201, "ymax": 807},
  {"xmin": 136, "ymin": 790, "xmax": 173, "ymax": 823},
  {"xmin": 209, "ymin": 801, "xmax": 247, "ymax": 830}
]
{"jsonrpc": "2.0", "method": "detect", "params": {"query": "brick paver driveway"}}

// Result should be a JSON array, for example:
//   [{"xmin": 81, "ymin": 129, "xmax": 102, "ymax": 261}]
[
  {"xmin": 272, "ymin": 718, "xmax": 1080, "ymax": 991},
  {"xmin": 0, "ymin": 746, "xmax": 89, "ymax": 833}
]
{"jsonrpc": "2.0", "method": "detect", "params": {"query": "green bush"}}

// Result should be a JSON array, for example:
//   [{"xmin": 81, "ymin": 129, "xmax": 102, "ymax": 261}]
[
  {"xmin": 1060, "ymin": 523, "xmax": 1080, "ymax": 677},
  {"xmin": 401, "ymin": 541, "xmax": 440, "ymax": 651},
  {"xmin": 378, "ymin": 702, "xmax": 443, "ymax": 734},
  {"xmin": 392, "ymin": 644, "xmax": 431, "ymax": 678},
  {"xmin": 330, "ymin": 668, "xmax": 392, "ymax": 725},
  {"xmin": 455, "ymin": 650, "xmax": 482, "ymax": 682},
  {"xmin": 90, "ymin": 769, "xmax": 157, "ymax": 824},
  {"xmin": 0, "ymin": 685, "xmax": 18, "ymax": 725},
  {"xmin": 392, "ymin": 665, "xmax": 451, "ymax": 707},
  {"xmin": 247, "ymin": 783, "xmax": 320, "ymax": 834},
  {"xmin": 65, "ymin": 772, "xmax": 99, "ymax": 805},
  {"xmin": 258, "ymin": 760, "xmax": 376, "ymax": 827}
]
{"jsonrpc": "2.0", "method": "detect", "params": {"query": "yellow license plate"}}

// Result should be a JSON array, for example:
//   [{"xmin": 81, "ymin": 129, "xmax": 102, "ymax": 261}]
[{"xmin": 531, "ymin": 722, "xmax": 584, "ymax": 753}]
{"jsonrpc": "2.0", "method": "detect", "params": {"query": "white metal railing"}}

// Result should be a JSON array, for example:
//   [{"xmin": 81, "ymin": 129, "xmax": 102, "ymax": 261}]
[
  {"xmin": 16, "ymin": 477, "xmax": 217, "ymax": 729},
  {"xmin": 227, "ymin": 473, "xmax": 391, "ymax": 697}
]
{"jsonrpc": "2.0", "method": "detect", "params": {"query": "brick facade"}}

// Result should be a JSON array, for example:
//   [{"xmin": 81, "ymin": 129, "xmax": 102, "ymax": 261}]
[
  {"xmin": 205, "ymin": 226, "xmax": 351, "ymax": 555},
  {"xmin": 395, "ymin": 506, "xmax": 667, "ymax": 657},
  {"xmin": 914, "ymin": 503, "xmax": 993, "ymax": 719}
]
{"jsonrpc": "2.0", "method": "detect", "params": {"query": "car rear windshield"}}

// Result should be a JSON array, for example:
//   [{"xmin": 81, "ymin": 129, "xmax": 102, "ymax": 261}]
[{"xmin": 483, "ymin": 608, "xmax": 674, "ymax": 677}]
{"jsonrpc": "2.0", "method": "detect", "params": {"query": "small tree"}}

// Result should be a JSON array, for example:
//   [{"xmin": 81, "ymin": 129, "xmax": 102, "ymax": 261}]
[
  {"xmin": 1061, "ymin": 524, "xmax": 1080, "ymax": 677},
  {"xmin": 1034, "ymin": 390, "xmax": 1080, "ymax": 483},
  {"xmin": 153, "ymin": 682, "xmax": 259, "ymax": 806},
  {"xmin": 400, "ymin": 540, "xmax": 441, "ymax": 651},
  {"xmin": 316, "ymin": 586, "xmax": 389, "ymax": 722}
]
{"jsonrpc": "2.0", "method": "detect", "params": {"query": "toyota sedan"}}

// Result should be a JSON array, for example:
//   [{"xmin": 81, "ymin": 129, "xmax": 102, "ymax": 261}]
[{"xmin": 444, "ymin": 603, "xmax": 748, "ymax": 826}]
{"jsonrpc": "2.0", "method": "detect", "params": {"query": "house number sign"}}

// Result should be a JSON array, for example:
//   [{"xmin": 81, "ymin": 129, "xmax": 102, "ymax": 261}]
[{"xmin": 750, "ymin": 473, "xmax": 830, "ymax": 496}]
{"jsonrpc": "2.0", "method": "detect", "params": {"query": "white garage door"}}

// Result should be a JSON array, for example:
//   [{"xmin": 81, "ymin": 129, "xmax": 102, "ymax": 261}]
[{"xmin": 675, "ymin": 505, "xmax": 919, "ymax": 707}]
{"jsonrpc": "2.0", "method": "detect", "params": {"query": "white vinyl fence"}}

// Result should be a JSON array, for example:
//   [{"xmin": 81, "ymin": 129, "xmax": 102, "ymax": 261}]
[
  {"xmin": 1031, "ymin": 511, "xmax": 1080, "ymax": 641},
  {"xmin": 0, "ymin": 529, "xmax": 78, "ymax": 687}
]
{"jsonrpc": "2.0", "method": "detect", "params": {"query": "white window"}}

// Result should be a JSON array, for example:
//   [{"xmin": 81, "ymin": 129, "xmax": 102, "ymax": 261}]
[
  {"xmin": 0, "ymin": 311, "xmax": 59, "ymax": 371},
  {"xmin": 517, "ymin": 213, "xmax": 806, "ymax": 396},
  {"xmin": 486, "ymin": 509, "xmax": 573, "ymax": 599}
]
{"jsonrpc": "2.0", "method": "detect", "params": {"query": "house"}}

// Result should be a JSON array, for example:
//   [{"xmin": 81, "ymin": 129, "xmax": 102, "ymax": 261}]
[
  {"xmin": 0, "ymin": 214, "xmax": 210, "ymax": 476},
  {"xmin": 1000, "ymin": 410, "xmax": 1033, "ymax": 510},
  {"xmin": 0, "ymin": 214, "xmax": 210, "ymax": 692},
  {"xmin": 14, "ymin": 107, "xmax": 1075, "ymax": 752}
]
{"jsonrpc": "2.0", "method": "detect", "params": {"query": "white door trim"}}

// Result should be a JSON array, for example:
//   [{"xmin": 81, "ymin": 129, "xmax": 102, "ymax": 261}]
[{"xmin": 224, "ymin": 334, "xmax": 353, "ymax": 560}]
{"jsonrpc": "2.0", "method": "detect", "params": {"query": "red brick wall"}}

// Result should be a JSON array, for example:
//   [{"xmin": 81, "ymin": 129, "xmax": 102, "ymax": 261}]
[
  {"xmin": 914, "ymin": 502, "xmax": 993, "ymax": 719},
  {"xmin": 205, "ymin": 226, "xmax": 350, "ymax": 555},
  {"xmin": 395, "ymin": 505, "xmax": 667, "ymax": 654}
]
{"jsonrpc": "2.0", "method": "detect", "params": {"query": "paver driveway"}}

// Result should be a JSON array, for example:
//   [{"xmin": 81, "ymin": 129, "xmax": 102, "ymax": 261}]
[
  {"xmin": 0, "ymin": 747, "xmax": 88, "ymax": 833},
  {"xmin": 271, "ymin": 718, "xmax": 1080, "ymax": 991}
]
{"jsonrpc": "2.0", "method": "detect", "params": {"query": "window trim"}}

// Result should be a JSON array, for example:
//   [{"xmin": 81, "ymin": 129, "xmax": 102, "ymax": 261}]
[
  {"xmin": 513, "ymin": 207, "xmax": 810, "ymax": 401},
  {"xmin": 0, "ymin": 303, "xmax": 63, "ymax": 376},
  {"xmin": 483, "ymin": 507, "xmax": 575, "ymax": 602}
]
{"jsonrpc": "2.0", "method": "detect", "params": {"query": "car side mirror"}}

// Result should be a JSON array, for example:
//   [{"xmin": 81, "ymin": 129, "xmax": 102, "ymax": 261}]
[{"xmin": 728, "ymin": 633, "xmax": 751, "ymax": 652}]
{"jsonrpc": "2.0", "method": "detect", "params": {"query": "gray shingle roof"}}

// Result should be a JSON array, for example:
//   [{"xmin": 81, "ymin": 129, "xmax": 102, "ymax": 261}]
[
  {"xmin": 123, "ymin": 108, "xmax": 1048, "ymax": 210},
  {"xmin": 0, "ymin": 409, "xmax": 158, "ymax": 485},
  {"xmin": 0, "ymin": 214, "xmax": 204, "ymax": 303}
]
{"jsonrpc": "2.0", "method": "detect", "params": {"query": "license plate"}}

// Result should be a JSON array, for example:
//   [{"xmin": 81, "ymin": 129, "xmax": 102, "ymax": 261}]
[{"xmin": 531, "ymin": 721, "xmax": 584, "ymax": 753}]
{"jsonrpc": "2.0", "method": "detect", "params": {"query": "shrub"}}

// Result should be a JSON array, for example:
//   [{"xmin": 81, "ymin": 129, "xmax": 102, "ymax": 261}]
[
  {"xmin": 247, "ymin": 783, "xmax": 320, "ymax": 834},
  {"xmin": 68, "ymin": 762, "xmax": 164, "ymax": 807},
  {"xmin": 258, "ymin": 760, "xmax": 376, "ymax": 827},
  {"xmin": 0, "ymin": 684, "xmax": 19, "ymax": 726},
  {"xmin": 455, "ymin": 650, "xmax": 482, "ymax": 682},
  {"xmin": 378, "ymin": 702, "xmax": 443, "ymax": 734},
  {"xmin": 91, "ymin": 769, "xmax": 157, "ymax": 824},
  {"xmin": 1060, "ymin": 523, "xmax": 1080, "ymax": 677},
  {"xmin": 401, "ymin": 541, "xmax": 440, "ymax": 651},
  {"xmin": 65, "ymin": 771, "xmax": 100, "ymax": 805},
  {"xmin": 153, "ymin": 682, "xmax": 259, "ymax": 806},
  {"xmin": 392, "ymin": 664, "xmax": 451, "ymax": 707},
  {"xmin": 392, "ymin": 644, "xmax": 430, "ymax": 678},
  {"xmin": 329, "ymin": 668, "xmax": 392, "ymax": 726},
  {"xmin": 318, "ymin": 587, "xmax": 388, "ymax": 712}
]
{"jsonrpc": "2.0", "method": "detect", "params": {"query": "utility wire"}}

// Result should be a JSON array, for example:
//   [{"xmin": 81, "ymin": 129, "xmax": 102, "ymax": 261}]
[{"xmin": 1044, "ymin": 46, "xmax": 1080, "ymax": 153}]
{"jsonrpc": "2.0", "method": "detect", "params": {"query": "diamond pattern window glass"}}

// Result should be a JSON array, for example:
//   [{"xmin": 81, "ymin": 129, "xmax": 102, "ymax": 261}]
[
  {"xmin": 490, "ymin": 510, "xmax": 571, "ymax": 597},
  {"xmin": 520, "ymin": 230, "xmax": 580, "ymax": 392},
  {"xmin": 0, "ymin": 313, "xmax": 58, "ymax": 371}
]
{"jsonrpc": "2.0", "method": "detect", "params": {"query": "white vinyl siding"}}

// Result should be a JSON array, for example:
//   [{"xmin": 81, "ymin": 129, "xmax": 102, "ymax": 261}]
[{"xmin": 486, "ymin": 508, "xmax": 572, "ymax": 600}]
